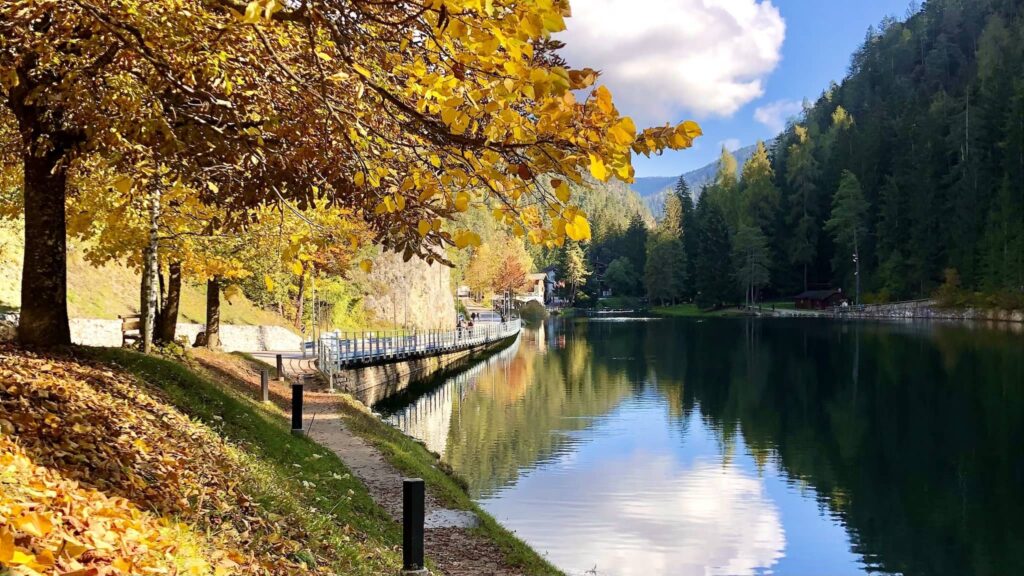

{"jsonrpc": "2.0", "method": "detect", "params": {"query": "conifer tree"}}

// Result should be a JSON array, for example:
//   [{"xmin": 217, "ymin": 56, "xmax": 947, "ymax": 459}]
[
  {"xmin": 695, "ymin": 192, "xmax": 734, "ymax": 309},
  {"xmin": 826, "ymin": 171, "xmax": 869, "ymax": 304}
]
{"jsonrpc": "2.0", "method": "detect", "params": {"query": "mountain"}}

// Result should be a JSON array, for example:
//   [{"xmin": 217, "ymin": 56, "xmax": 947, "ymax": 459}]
[{"xmin": 632, "ymin": 144, "xmax": 757, "ymax": 216}]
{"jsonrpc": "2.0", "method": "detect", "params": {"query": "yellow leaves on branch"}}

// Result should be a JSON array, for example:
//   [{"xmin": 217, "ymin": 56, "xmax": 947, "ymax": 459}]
[
  {"xmin": 452, "ymin": 230, "xmax": 482, "ymax": 249},
  {"xmin": 1, "ymin": 0, "xmax": 703, "ymax": 271}
]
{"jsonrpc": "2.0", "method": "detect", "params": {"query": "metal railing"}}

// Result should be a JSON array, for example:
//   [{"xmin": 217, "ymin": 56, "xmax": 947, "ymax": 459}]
[{"xmin": 317, "ymin": 319, "xmax": 521, "ymax": 381}]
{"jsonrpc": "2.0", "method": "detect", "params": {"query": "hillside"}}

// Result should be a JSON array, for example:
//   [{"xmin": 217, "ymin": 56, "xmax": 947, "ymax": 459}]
[
  {"xmin": 632, "ymin": 144, "xmax": 757, "ymax": 216},
  {"xmin": 1, "ymin": 218, "xmax": 456, "ymax": 331},
  {"xmin": 764, "ymin": 0, "xmax": 1024, "ymax": 299},
  {"xmin": 0, "ymin": 344, "xmax": 559, "ymax": 575},
  {"xmin": 0, "ymin": 219, "xmax": 288, "ymax": 325},
  {"xmin": 0, "ymin": 345, "xmax": 399, "ymax": 575}
]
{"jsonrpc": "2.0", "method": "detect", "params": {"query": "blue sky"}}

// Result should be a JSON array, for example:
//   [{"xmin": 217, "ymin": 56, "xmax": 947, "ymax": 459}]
[{"xmin": 558, "ymin": 0, "xmax": 915, "ymax": 178}]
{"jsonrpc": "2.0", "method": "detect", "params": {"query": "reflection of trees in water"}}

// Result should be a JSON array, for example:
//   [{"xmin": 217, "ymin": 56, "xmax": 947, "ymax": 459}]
[
  {"xmin": 441, "ymin": 319, "xmax": 647, "ymax": 496},
  {"xmin": 650, "ymin": 319, "xmax": 1024, "ymax": 576},
  {"xmin": 389, "ymin": 317, "xmax": 1023, "ymax": 575}
]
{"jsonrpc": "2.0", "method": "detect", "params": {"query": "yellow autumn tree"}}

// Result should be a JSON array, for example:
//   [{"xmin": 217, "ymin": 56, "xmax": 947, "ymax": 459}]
[{"xmin": 1, "ymin": 0, "xmax": 700, "ymax": 345}]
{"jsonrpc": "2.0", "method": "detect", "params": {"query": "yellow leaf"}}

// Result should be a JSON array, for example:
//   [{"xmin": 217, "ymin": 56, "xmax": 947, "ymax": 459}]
[
  {"xmin": 454, "ymin": 192, "xmax": 470, "ymax": 212},
  {"xmin": 594, "ymin": 85, "xmax": 614, "ymax": 115},
  {"xmin": 0, "ymin": 529, "xmax": 12, "ymax": 563},
  {"xmin": 588, "ymin": 154, "xmax": 609, "ymax": 181},
  {"xmin": 565, "ymin": 214, "xmax": 592, "ymax": 241},
  {"xmin": 417, "ymin": 220, "xmax": 431, "ymax": 237},
  {"xmin": 354, "ymin": 172, "xmax": 365, "ymax": 187},
  {"xmin": 224, "ymin": 284, "xmax": 242, "ymax": 303},
  {"xmin": 554, "ymin": 181, "xmax": 571, "ymax": 203},
  {"xmin": 8, "ymin": 550, "xmax": 34, "ymax": 566},
  {"xmin": 429, "ymin": 154, "xmax": 442, "ymax": 168},
  {"xmin": 15, "ymin": 512, "xmax": 53, "ymax": 538},
  {"xmin": 264, "ymin": 275, "xmax": 275, "ymax": 292},
  {"xmin": 113, "ymin": 177, "xmax": 132, "ymax": 195},
  {"xmin": 360, "ymin": 259, "xmax": 373, "ymax": 273},
  {"xmin": 453, "ymin": 231, "xmax": 482, "ymax": 249},
  {"xmin": 682, "ymin": 120, "xmax": 703, "ymax": 139}
]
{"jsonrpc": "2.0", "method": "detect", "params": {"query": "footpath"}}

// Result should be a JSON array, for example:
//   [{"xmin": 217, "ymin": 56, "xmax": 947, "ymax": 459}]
[{"xmin": 197, "ymin": 349, "xmax": 541, "ymax": 576}]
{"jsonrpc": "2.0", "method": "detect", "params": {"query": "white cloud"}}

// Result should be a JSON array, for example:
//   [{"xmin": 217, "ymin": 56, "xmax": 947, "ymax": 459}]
[
  {"xmin": 753, "ymin": 99, "xmax": 803, "ymax": 133},
  {"xmin": 557, "ymin": 0, "xmax": 786, "ymax": 126},
  {"xmin": 719, "ymin": 138, "xmax": 742, "ymax": 152}
]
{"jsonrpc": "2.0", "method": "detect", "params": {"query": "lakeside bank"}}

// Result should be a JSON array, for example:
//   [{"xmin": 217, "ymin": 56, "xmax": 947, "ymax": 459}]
[{"xmin": 0, "ymin": 342, "xmax": 559, "ymax": 575}]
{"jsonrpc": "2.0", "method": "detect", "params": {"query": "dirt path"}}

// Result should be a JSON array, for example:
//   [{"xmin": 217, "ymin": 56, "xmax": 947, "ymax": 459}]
[{"xmin": 193, "ymin": 349, "xmax": 530, "ymax": 576}]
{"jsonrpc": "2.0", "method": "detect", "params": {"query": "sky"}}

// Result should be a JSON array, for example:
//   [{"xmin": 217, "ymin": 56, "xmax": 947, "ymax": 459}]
[{"xmin": 556, "ymin": 0, "xmax": 916, "ymax": 178}]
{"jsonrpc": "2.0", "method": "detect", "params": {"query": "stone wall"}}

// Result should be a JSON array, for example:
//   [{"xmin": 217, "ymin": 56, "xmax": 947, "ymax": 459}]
[
  {"xmin": 0, "ymin": 312, "xmax": 301, "ymax": 352},
  {"xmin": 832, "ymin": 300, "xmax": 1024, "ymax": 323},
  {"xmin": 341, "ymin": 334, "xmax": 518, "ymax": 406},
  {"xmin": 361, "ymin": 250, "xmax": 457, "ymax": 330}
]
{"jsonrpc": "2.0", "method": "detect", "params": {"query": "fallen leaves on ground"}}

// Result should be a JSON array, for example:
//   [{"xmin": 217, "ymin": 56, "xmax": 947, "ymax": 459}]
[{"xmin": 0, "ymin": 346, "xmax": 348, "ymax": 575}]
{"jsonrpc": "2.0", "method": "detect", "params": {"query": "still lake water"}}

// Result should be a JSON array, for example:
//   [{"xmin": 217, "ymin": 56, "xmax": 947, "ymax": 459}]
[{"xmin": 375, "ymin": 318, "xmax": 1024, "ymax": 576}]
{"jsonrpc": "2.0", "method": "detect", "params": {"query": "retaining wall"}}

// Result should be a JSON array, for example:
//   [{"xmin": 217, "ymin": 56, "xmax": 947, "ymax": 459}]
[
  {"xmin": 832, "ymin": 300, "xmax": 1024, "ymax": 323},
  {"xmin": 0, "ymin": 313, "xmax": 301, "ymax": 352},
  {"xmin": 341, "ymin": 334, "xmax": 519, "ymax": 407}
]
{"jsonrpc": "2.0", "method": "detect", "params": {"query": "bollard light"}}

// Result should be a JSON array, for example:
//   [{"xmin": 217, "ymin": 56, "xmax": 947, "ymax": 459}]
[
  {"xmin": 260, "ymin": 368, "xmax": 270, "ymax": 403},
  {"xmin": 402, "ymin": 478, "xmax": 426, "ymax": 574},
  {"xmin": 290, "ymin": 380, "xmax": 304, "ymax": 437}
]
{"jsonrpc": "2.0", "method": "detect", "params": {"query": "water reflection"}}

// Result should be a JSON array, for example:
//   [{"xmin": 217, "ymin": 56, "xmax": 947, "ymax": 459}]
[{"xmin": 379, "ymin": 318, "xmax": 1024, "ymax": 576}]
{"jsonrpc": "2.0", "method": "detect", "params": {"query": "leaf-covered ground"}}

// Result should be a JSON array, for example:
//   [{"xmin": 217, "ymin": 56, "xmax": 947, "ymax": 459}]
[{"xmin": 0, "ymin": 346, "xmax": 402, "ymax": 575}]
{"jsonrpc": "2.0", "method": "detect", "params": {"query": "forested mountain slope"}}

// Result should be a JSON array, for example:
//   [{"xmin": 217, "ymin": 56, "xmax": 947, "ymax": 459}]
[
  {"xmin": 632, "ymin": 145, "xmax": 756, "ymax": 216},
  {"xmin": 767, "ymin": 0, "xmax": 1024, "ymax": 299}
]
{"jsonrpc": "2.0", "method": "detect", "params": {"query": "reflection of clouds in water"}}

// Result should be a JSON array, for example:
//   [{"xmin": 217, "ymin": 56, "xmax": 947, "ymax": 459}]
[{"xmin": 483, "ymin": 451, "xmax": 785, "ymax": 576}]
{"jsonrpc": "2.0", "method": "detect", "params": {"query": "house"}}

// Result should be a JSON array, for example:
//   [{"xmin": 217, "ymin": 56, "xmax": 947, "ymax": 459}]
[
  {"xmin": 794, "ymin": 289, "xmax": 846, "ymax": 310},
  {"xmin": 518, "ymin": 273, "xmax": 547, "ymax": 304}
]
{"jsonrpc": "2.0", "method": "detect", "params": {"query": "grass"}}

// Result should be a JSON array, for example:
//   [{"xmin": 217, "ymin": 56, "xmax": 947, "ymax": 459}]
[
  {"xmin": 336, "ymin": 394, "xmax": 564, "ymax": 575},
  {"xmin": 240, "ymin": 339, "xmax": 561, "ymax": 575},
  {"xmin": 652, "ymin": 301, "xmax": 797, "ymax": 317},
  {"xmin": 83, "ymin": 346, "xmax": 560, "ymax": 575},
  {"xmin": 651, "ymin": 303, "xmax": 742, "ymax": 317},
  {"xmin": 595, "ymin": 296, "xmax": 646, "ymax": 310},
  {"xmin": 77, "ymin": 346, "xmax": 404, "ymax": 575}
]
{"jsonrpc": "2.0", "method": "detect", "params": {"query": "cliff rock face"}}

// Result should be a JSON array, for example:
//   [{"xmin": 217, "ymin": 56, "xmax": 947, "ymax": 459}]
[{"xmin": 361, "ymin": 250, "xmax": 456, "ymax": 330}]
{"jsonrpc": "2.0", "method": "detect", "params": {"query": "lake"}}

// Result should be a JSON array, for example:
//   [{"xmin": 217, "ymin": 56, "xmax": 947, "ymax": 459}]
[{"xmin": 374, "ymin": 317, "xmax": 1024, "ymax": 576}]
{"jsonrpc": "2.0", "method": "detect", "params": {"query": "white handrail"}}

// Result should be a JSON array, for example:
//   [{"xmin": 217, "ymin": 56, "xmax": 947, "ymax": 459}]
[{"xmin": 317, "ymin": 319, "xmax": 521, "ymax": 380}]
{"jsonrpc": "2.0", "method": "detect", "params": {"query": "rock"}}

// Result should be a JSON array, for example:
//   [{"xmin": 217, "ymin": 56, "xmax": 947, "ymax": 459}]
[{"xmin": 361, "ymin": 250, "xmax": 456, "ymax": 330}]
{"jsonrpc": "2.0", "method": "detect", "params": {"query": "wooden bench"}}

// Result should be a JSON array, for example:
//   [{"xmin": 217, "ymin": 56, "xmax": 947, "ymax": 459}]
[{"xmin": 119, "ymin": 314, "xmax": 141, "ymax": 348}]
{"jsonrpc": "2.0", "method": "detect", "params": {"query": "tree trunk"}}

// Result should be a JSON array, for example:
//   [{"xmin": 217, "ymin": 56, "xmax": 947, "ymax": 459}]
[
  {"xmin": 18, "ymin": 149, "xmax": 71, "ymax": 346},
  {"xmin": 205, "ymin": 276, "xmax": 222, "ymax": 349},
  {"xmin": 140, "ymin": 185, "xmax": 161, "ymax": 353},
  {"xmin": 294, "ymin": 264, "xmax": 305, "ymax": 329},
  {"xmin": 156, "ymin": 261, "xmax": 182, "ymax": 344}
]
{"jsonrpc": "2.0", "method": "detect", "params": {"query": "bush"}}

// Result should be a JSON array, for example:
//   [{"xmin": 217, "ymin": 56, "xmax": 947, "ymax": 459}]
[{"xmin": 519, "ymin": 300, "xmax": 548, "ymax": 322}]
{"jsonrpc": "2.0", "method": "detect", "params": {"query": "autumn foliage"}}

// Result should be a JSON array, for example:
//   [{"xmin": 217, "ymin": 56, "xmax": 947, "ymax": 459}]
[{"xmin": 0, "ymin": 347, "xmax": 391, "ymax": 575}]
